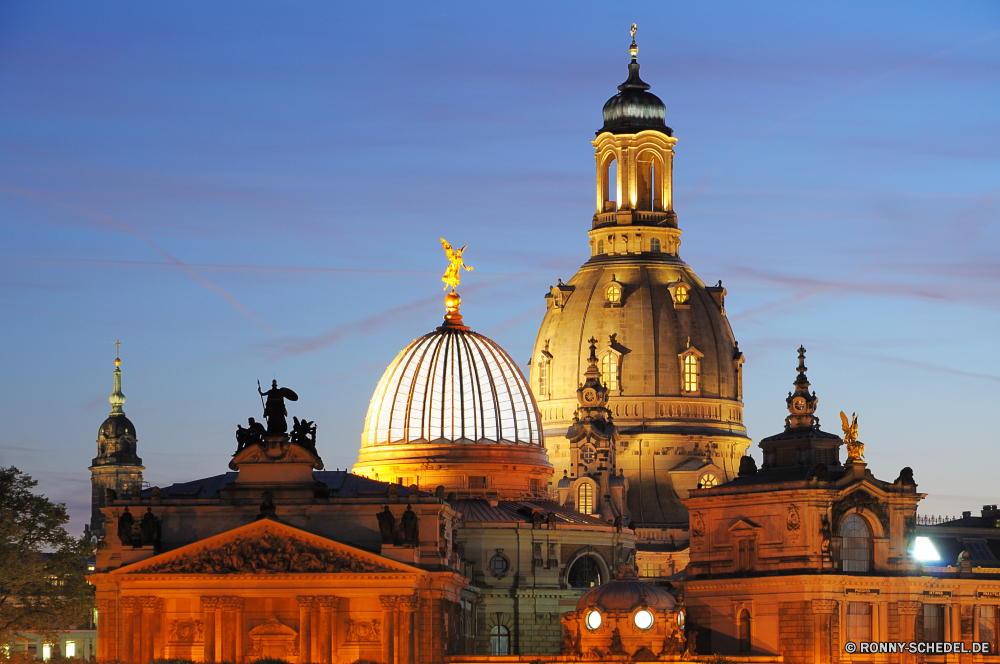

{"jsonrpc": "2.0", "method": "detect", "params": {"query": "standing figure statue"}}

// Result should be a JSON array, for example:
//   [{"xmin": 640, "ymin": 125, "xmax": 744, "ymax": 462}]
[
  {"xmin": 440, "ymin": 238, "xmax": 473, "ymax": 291},
  {"xmin": 117, "ymin": 507, "xmax": 134, "ymax": 546},
  {"xmin": 236, "ymin": 417, "xmax": 267, "ymax": 451},
  {"xmin": 258, "ymin": 380, "xmax": 299, "ymax": 435}
]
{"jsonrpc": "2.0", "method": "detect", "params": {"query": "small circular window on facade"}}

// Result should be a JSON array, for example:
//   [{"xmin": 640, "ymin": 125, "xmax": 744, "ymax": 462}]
[{"xmin": 489, "ymin": 550, "xmax": 511, "ymax": 578}]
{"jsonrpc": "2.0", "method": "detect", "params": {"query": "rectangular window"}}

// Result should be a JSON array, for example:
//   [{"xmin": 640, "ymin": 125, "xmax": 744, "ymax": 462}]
[
  {"xmin": 64, "ymin": 642, "xmax": 75, "ymax": 658},
  {"xmin": 924, "ymin": 604, "xmax": 944, "ymax": 642},
  {"xmin": 846, "ymin": 602, "xmax": 872, "ymax": 642},
  {"xmin": 641, "ymin": 563, "xmax": 659, "ymax": 578},
  {"xmin": 683, "ymin": 355, "xmax": 698, "ymax": 392},
  {"xmin": 538, "ymin": 361, "xmax": 548, "ymax": 396},
  {"xmin": 736, "ymin": 539, "xmax": 757, "ymax": 571},
  {"xmin": 469, "ymin": 476, "xmax": 487, "ymax": 489},
  {"xmin": 980, "ymin": 606, "xmax": 997, "ymax": 652},
  {"xmin": 529, "ymin": 478, "xmax": 541, "ymax": 494}
]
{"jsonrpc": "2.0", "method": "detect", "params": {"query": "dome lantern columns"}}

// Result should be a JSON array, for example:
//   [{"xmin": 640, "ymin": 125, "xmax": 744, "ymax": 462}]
[{"xmin": 593, "ymin": 131, "xmax": 678, "ymax": 228}]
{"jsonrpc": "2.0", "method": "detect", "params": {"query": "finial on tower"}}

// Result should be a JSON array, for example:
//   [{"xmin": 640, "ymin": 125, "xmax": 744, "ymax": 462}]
[
  {"xmin": 629, "ymin": 23, "xmax": 638, "ymax": 60},
  {"xmin": 784, "ymin": 345, "xmax": 819, "ymax": 431},
  {"xmin": 109, "ymin": 341, "xmax": 126, "ymax": 416}
]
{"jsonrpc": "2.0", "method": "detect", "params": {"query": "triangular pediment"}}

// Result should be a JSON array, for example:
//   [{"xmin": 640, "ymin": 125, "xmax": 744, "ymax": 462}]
[
  {"xmin": 112, "ymin": 518, "xmax": 421, "ymax": 576},
  {"xmin": 728, "ymin": 518, "xmax": 761, "ymax": 532}
]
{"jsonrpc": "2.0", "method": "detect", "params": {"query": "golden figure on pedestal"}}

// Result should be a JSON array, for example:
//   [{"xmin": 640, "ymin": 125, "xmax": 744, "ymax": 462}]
[
  {"xmin": 841, "ymin": 411, "xmax": 863, "ymax": 460},
  {"xmin": 440, "ymin": 238, "xmax": 473, "ymax": 291}
]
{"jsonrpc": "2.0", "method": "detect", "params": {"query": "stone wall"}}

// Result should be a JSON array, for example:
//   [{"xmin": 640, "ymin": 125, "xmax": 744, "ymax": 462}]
[{"xmin": 778, "ymin": 601, "xmax": 813, "ymax": 663}]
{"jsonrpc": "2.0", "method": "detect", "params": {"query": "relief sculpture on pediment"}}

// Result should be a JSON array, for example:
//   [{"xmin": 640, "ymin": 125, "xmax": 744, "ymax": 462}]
[{"xmin": 139, "ymin": 532, "xmax": 392, "ymax": 574}]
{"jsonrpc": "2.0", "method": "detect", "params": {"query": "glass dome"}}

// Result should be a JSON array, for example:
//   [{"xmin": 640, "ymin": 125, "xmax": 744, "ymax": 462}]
[{"xmin": 362, "ymin": 327, "xmax": 543, "ymax": 447}]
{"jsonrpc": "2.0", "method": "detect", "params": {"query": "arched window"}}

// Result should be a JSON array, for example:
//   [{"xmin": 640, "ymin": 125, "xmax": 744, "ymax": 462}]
[
  {"xmin": 636, "ymin": 154, "xmax": 660, "ymax": 211},
  {"xmin": 597, "ymin": 240, "xmax": 604, "ymax": 255},
  {"xmin": 699, "ymin": 472, "xmax": 719, "ymax": 488},
  {"xmin": 683, "ymin": 355, "xmax": 698, "ymax": 392},
  {"xmin": 674, "ymin": 283, "xmax": 689, "ymax": 304},
  {"xmin": 578, "ymin": 483, "xmax": 593, "ymax": 514},
  {"xmin": 537, "ymin": 359, "xmax": 549, "ymax": 398},
  {"xmin": 650, "ymin": 237, "xmax": 661, "ymax": 252},
  {"xmin": 568, "ymin": 555, "xmax": 602, "ymax": 588},
  {"xmin": 606, "ymin": 283, "xmax": 622, "ymax": 304},
  {"xmin": 738, "ymin": 609, "xmax": 751, "ymax": 652},
  {"xmin": 604, "ymin": 158, "xmax": 618, "ymax": 211},
  {"xmin": 489, "ymin": 625, "xmax": 510, "ymax": 656},
  {"xmin": 840, "ymin": 513, "xmax": 873, "ymax": 572},
  {"xmin": 601, "ymin": 354, "xmax": 619, "ymax": 391}
]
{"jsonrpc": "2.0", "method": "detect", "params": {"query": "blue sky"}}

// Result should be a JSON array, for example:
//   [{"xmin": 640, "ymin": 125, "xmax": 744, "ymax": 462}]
[{"xmin": 1, "ymin": 1, "xmax": 998, "ymax": 532}]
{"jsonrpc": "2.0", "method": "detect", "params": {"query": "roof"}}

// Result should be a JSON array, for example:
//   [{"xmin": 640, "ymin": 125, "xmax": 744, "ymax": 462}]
[
  {"xmin": 144, "ymin": 470, "xmax": 422, "ymax": 500},
  {"xmin": 454, "ymin": 499, "xmax": 613, "ymax": 527},
  {"xmin": 670, "ymin": 458, "xmax": 710, "ymax": 472},
  {"xmin": 719, "ymin": 465, "xmax": 849, "ymax": 488}
]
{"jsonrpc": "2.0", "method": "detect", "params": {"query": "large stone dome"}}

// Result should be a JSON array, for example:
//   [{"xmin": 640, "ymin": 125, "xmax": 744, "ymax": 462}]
[{"xmin": 355, "ymin": 294, "xmax": 552, "ymax": 499}]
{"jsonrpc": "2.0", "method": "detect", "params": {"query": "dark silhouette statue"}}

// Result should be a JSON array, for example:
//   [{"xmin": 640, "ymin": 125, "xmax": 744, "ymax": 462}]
[
  {"xmin": 377, "ymin": 506, "xmax": 397, "ymax": 544},
  {"xmin": 258, "ymin": 380, "xmax": 299, "ymax": 435},
  {"xmin": 401, "ymin": 504, "xmax": 419, "ymax": 546},
  {"xmin": 291, "ymin": 416, "xmax": 317, "ymax": 451},
  {"xmin": 140, "ymin": 508, "xmax": 158, "ymax": 546},
  {"xmin": 117, "ymin": 506, "xmax": 134, "ymax": 546},
  {"xmin": 236, "ymin": 417, "xmax": 267, "ymax": 451}
]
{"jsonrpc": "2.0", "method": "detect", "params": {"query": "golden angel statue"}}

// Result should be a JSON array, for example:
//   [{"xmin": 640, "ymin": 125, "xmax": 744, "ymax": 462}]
[
  {"xmin": 841, "ymin": 411, "xmax": 863, "ymax": 460},
  {"xmin": 441, "ymin": 238, "xmax": 473, "ymax": 291}
]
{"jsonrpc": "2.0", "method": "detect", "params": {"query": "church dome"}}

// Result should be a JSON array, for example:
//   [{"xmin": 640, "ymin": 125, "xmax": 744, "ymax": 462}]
[
  {"xmin": 577, "ymin": 570, "xmax": 676, "ymax": 613},
  {"xmin": 355, "ymin": 289, "xmax": 552, "ymax": 499}
]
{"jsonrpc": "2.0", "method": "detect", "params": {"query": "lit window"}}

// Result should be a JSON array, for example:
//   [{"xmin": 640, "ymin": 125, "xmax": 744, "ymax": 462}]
[
  {"xmin": 580, "ymin": 446, "xmax": 596, "ymax": 464},
  {"xmin": 597, "ymin": 240, "xmax": 604, "ymax": 254},
  {"xmin": 683, "ymin": 355, "xmax": 698, "ymax": 392},
  {"xmin": 650, "ymin": 237, "xmax": 661, "ymax": 252},
  {"xmin": 700, "ymin": 472, "xmax": 719, "ymax": 488},
  {"xmin": 674, "ymin": 284, "xmax": 689, "ymax": 304},
  {"xmin": 65, "ymin": 642, "xmax": 75, "ymax": 658},
  {"xmin": 641, "ymin": 562, "xmax": 659, "ymax": 578},
  {"xmin": 606, "ymin": 283, "xmax": 622, "ymax": 303},
  {"xmin": 840, "ymin": 513, "xmax": 872, "ymax": 572},
  {"xmin": 569, "ymin": 555, "xmax": 602, "ymax": 588},
  {"xmin": 924, "ymin": 604, "xmax": 944, "ymax": 642},
  {"xmin": 601, "ymin": 354, "xmax": 619, "ymax": 391},
  {"xmin": 980, "ymin": 606, "xmax": 997, "ymax": 651},
  {"xmin": 586, "ymin": 610, "xmax": 602, "ymax": 630},
  {"xmin": 42, "ymin": 645, "xmax": 51, "ymax": 661},
  {"xmin": 846, "ymin": 602, "xmax": 872, "ymax": 642},
  {"xmin": 578, "ymin": 483, "xmax": 593, "ymax": 514},
  {"xmin": 490, "ymin": 625, "xmax": 510, "ymax": 655},
  {"xmin": 634, "ymin": 609, "xmax": 654, "ymax": 630},
  {"xmin": 738, "ymin": 609, "xmax": 751, "ymax": 652},
  {"xmin": 537, "ymin": 359, "xmax": 549, "ymax": 397}
]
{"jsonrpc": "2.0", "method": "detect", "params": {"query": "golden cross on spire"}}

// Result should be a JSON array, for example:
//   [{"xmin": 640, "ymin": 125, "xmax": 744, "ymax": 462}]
[
  {"xmin": 630, "ymin": 23, "xmax": 637, "ymax": 39},
  {"xmin": 629, "ymin": 23, "xmax": 638, "ymax": 58},
  {"xmin": 115, "ymin": 339, "xmax": 121, "ymax": 358}
]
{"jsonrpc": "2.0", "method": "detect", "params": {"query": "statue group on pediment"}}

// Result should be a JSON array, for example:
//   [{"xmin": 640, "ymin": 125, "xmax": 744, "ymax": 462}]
[
  {"xmin": 377, "ymin": 504, "xmax": 420, "ymax": 547},
  {"xmin": 235, "ymin": 380, "xmax": 319, "ymax": 456},
  {"xmin": 117, "ymin": 506, "xmax": 161, "ymax": 548}
]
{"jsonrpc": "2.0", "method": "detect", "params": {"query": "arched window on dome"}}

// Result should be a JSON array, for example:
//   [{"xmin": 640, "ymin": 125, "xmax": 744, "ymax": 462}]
[
  {"xmin": 567, "ymin": 554, "xmax": 603, "ymax": 588},
  {"xmin": 537, "ymin": 358, "xmax": 549, "ymax": 398},
  {"xmin": 636, "ymin": 152, "xmax": 662, "ymax": 211},
  {"xmin": 650, "ymin": 237, "xmax": 661, "ymax": 252},
  {"xmin": 600, "ymin": 353, "xmax": 619, "ymax": 391},
  {"xmin": 489, "ymin": 626, "xmax": 510, "ymax": 656},
  {"xmin": 602, "ymin": 156, "xmax": 618, "ymax": 212},
  {"xmin": 840, "ymin": 513, "xmax": 873, "ymax": 572},
  {"xmin": 578, "ymin": 482, "xmax": 594, "ymax": 515},
  {"xmin": 738, "ymin": 609, "xmax": 751, "ymax": 652},
  {"xmin": 679, "ymin": 347, "xmax": 703, "ymax": 394}
]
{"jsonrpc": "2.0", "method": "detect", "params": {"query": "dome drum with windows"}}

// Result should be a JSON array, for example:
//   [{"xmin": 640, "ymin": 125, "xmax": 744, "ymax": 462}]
[
  {"xmin": 561, "ymin": 565, "xmax": 687, "ymax": 657},
  {"xmin": 355, "ymin": 242, "xmax": 552, "ymax": 499}
]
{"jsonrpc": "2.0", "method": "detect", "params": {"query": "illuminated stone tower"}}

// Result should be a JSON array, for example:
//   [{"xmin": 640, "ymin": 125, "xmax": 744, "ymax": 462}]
[
  {"xmin": 530, "ymin": 29, "xmax": 751, "ymax": 543},
  {"xmin": 87, "ymin": 346, "xmax": 144, "ymax": 539}
]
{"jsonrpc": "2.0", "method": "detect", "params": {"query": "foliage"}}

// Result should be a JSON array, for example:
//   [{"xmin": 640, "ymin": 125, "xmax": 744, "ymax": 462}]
[
  {"xmin": 0, "ymin": 467, "xmax": 94, "ymax": 647},
  {"xmin": 707, "ymin": 655, "xmax": 735, "ymax": 664}
]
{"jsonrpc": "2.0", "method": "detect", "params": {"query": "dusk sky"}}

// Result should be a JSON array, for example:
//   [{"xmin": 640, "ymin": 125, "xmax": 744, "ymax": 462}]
[{"xmin": 2, "ymin": 1, "xmax": 998, "ymax": 534}]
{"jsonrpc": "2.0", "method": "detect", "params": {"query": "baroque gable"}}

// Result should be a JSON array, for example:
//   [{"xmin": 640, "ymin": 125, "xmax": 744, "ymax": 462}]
[{"xmin": 113, "ymin": 518, "xmax": 417, "ymax": 576}]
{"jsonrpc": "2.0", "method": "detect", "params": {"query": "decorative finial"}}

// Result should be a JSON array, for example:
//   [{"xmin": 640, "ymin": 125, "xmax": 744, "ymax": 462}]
[
  {"xmin": 588, "ymin": 336, "xmax": 599, "ymax": 364},
  {"xmin": 629, "ymin": 24, "xmax": 638, "ymax": 60},
  {"xmin": 784, "ymin": 345, "xmax": 819, "ymax": 431},
  {"xmin": 841, "ymin": 411, "xmax": 864, "ymax": 461},
  {"xmin": 109, "ymin": 342, "xmax": 126, "ymax": 416},
  {"xmin": 440, "ymin": 238, "xmax": 473, "ymax": 328}
]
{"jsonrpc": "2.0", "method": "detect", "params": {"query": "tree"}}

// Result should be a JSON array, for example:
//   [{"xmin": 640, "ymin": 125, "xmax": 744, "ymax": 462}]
[{"xmin": 0, "ymin": 466, "xmax": 94, "ymax": 648}]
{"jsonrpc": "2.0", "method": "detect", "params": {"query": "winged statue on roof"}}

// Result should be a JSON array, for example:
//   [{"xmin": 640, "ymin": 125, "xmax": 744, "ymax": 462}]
[
  {"xmin": 841, "ymin": 411, "xmax": 863, "ymax": 460},
  {"xmin": 441, "ymin": 238, "xmax": 473, "ymax": 291}
]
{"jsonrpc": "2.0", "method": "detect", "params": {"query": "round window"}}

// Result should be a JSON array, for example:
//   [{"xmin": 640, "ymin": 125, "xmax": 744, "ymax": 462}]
[
  {"xmin": 580, "ymin": 446, "xmax": 596, "ymax": 464},
  {"xmin": 674, "ymin": 284, "xmax": 689, "ymax": 304},
  {"xmin": 700, "ymin": 472, "xmax": 719, "ymax": 488},
  {"xmin": 634, "ymin": 609, "xmax": 654, "ymax": 630},
  {"xmin": 489, "ymin": 552, "xmax": 510, "ymax": 578},
  {"xmin": 586, "ymin": 610, "xmax": 602, "ymax": 630},
  {"xmin": 606, "ymin": 283, "xmax": 622, "ymax": 303}
]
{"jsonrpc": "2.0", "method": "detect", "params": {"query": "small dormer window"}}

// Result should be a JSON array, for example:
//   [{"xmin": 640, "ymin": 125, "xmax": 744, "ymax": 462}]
[
  {"xmin": 597, "ymin": 240, "xmax": 604, "ymax": 255},
  {"xmin": 538, "ymin": 359, "xmax": 549, "ymax": 398},
  {"xmin": 605, "ymin": 277, "xmax": 625, "ymax": 308},
  {"xmin": 606, "ymin": 283, "xmax": 621, "ymax": 304},
  {"xmin": 674, "ymin": 284, "xmax": 689, "ymax": 303},
  {"xmin": 650, "ymin": 237, "xmax": 661, "ymax": 252},
  {"xmin": 679, "ymin": 346, "xmax": 704, "ymax": 394},
  {"xmin": 600, "ymin": 353, "xmax": 619, "ymax": 391},
  {"xmin": 700, "ymin": 472, "xmax": 719, "ymax": 488}
]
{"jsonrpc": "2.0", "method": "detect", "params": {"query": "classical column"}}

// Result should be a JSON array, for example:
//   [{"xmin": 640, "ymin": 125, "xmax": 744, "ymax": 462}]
[
  {"xmin": 898, "ymin": 601, "xmax": 921, "ymax": 664},
  {"xmin": 220, "ymin": 597, "xmax": 246, "ymax": 663},
  {"xmin": 95, "ymin": 599, "xmax": 109, "ymax": 662},
  {"xmin": 139, "ymin": 597, "xmax": 159, "ymax": 664},
  {"xmin": 201, "ymin": 597, "xmax": 220, "ymax": 663},
  {"xmin": 380, "ymin": 596, "xmax": 398, "ymax": 664},
  {"xmin": 119, "ymin": 597, "xmax": 138, "ymax": 664},
  {"xmin": 811, "ymin": 600, "xmax": 837, "ymax": 664},
  {"xmin": 398, "ymin": 596, "xmax": 417, "ymax": 664},
  {"xmin": 297, "ymin": 597, "xmax": 315, "ymax": 664},
  {"xmin": 316, "ymin": 597, "xmax": 338, "ymax": 664}
]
